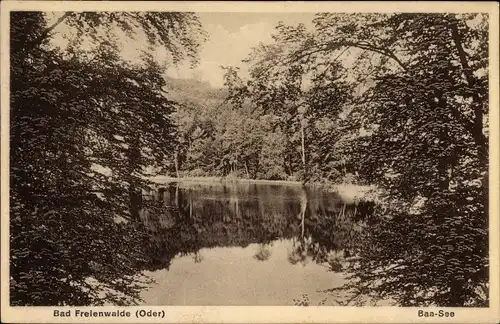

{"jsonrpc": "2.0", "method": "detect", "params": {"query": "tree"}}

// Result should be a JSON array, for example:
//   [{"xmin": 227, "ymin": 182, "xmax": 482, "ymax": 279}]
[
  {"xmin": 10, "ymin": 11, "xmax": 206, "ymax": 305},
  {"xmin": 230, "ymin": 13, "xmax": 489, "ymax": 306},
  {"xmin": 223, "ymin": 33, "xmax": 353, "ymax": 181},
  {"xmin": 310, "ymin": 13, "xmax": 488, "ymax": 307}
]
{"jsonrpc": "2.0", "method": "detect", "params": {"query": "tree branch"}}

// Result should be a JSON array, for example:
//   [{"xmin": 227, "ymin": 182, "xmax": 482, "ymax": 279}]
[
  {"xmin": 449, "ymin": 21, "xmax": 477, "ymax": 91},
  {"xmin": 300, "ymin": 36, "xmax": 487, "ymax": 160},
  {"xmin": 313, "ymin": 46, "xmax": 351, "ymax": 81},
  {"xmin": 27, "ymin": 12, "xmax": 72, "ymax": 51},
  {"xmin": 449, "ymin": 19, "xmax": 488, "ymax": 160},
  {"xmin": 289, "ymin": 40, "xmax": 409, "ymax": 73}
]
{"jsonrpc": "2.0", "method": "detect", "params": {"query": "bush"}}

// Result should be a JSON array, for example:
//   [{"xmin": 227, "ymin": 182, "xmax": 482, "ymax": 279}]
[
  {"xmin": 258, "ymin": 166, "xmax": 287, "ymax": 181},
  {"xmin": 187, "ymin": 168, "xmax": 206, "ymax": 177}
]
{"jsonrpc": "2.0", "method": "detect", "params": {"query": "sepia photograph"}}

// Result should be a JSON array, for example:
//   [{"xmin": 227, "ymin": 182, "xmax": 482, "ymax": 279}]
[{"xmin": 1, "ymin": 1, "xmax": 499, "ymax": 323}]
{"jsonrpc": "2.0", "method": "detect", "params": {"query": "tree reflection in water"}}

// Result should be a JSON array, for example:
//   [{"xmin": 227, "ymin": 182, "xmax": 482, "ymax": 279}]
[
  {"xmin": 253, "ymin": 243, "xmax": 272, "ymax": 261},
  {"xmin": 136, "ymin": 182, "xmax": 373, "ymax": 275}
]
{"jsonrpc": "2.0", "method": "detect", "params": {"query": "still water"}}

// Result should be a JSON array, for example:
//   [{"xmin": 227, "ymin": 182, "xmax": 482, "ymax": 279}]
[{"xmin": 137, "ymin": 181, "xmax": 372, "ymax": 306}]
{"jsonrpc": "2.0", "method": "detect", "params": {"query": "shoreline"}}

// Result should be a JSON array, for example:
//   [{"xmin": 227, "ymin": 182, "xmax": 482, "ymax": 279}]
[
  {"xmin": 148, "ymin": 176, "xmax": 377, "ymax": 202},
  {"xmin": 149, "ymin": 176, "xmax": 302, "ymax": 186}
]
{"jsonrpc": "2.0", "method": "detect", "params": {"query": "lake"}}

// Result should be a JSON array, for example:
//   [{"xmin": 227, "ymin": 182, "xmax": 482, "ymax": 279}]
[{"xmin": 137, "ymin": 181, "xmax": 375, "ymax": 306}]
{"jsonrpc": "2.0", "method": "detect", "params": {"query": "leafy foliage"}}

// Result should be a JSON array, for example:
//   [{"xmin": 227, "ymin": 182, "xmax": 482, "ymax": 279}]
[
  {"xmin": 162, "ymin": 75, "xmax": 289, "ymax": 179},
  {"xmin": 219, "ymin": 13, "xmax": 489, "ymax": 307},
  {"xmin": 10, "ymin": 11, "xmax": 205, "ymax": 305}
]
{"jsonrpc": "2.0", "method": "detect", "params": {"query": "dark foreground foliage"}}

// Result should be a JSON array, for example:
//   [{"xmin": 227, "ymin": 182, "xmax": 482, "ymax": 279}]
[
  {"xmin": 10, "ymin": 11, "xmax": 205, "ymax": 306},
  {"xmin": 223, "ymin": 13, "xmax": 489, "ymax": 307}
]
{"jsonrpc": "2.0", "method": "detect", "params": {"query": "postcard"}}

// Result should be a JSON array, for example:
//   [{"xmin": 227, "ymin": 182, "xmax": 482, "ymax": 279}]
[{"xmin": 1, "ymin": 1, "xmax": 499, "ymax": 323}]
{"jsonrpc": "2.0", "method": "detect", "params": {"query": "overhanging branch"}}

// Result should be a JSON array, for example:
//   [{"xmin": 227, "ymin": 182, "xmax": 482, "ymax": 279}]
[{"xmin": 26, "ymin": 12, "xmax": 72, "ymax": 51}]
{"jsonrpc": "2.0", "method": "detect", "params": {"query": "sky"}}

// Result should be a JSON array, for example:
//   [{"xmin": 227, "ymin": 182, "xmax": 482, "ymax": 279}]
[
  {"xmin": 49, "ymin": 12, "xmax": 316, "ymax": 89},
  {"xmin": 166, "ymin": 13, "xmax": 316, "ymax": 88}
]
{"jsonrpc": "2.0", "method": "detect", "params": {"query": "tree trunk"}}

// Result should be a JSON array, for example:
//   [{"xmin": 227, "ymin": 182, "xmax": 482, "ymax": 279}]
[
  {"xmin": 299, "ymin": 190, "xmax": 307, "ymax": 239},
  {"xmin": 158, "ymin": 187, "xmax": 165, "ymax": 202},
  {"xmin": 174, "ymin": 150, "xmax": 180, "ymax": 178},
  {"xmin": 449, "ymin": 20, "xmax": 488, "ymax": 162},
  {"xmin": 175, "ymin": 184, "xmax": 179, "ymax": 206},
  {"xmin": 244, "ymin": 160, "xmax": 249, "ymax": 178},
  {"xmin": 301, "ymin": 123, "xmax": 306, "ymax": 167},
  {"xmin": 189, "ymin": 194, "xmax": 193, "ymax": 219},
  {"xmin": 127, "ymin": 137, "xmax": 142, "ymax": 220},
  {"xmin": 449, "ymin": 279, "xmax": 466, "ymax": 306}
]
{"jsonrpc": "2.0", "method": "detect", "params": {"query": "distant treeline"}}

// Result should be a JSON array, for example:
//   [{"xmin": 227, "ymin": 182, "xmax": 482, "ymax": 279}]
[{"xmin": 163, "ymin": 77, "xmax": 357, "ymax": 184}]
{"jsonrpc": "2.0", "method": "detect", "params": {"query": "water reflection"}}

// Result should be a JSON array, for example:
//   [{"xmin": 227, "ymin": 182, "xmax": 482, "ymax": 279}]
[{"xmin": 137, "ymin": 181, "xmax": 372, "ymax": 305}]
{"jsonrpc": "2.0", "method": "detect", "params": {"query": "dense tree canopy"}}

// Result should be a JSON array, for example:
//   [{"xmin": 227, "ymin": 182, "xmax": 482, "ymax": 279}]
[
  {"xmin": 10, "ymin": 11, "xmax": 205, "ymax": 305},
  {"xmin": 216, "ymin": 13, "xmax": 489, "ymax": 306}
]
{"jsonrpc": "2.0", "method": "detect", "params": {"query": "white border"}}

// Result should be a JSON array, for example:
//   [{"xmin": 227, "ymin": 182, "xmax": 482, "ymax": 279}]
[{"xmin": 1, "ymin": 2, "xmax": 499, "ymax": 323}]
